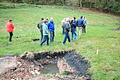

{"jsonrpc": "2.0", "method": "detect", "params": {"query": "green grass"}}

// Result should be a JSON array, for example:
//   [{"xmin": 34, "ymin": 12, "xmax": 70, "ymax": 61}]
[{"xmin": 0, "ymin": 2, "xmax": 120, "ymax": 80}]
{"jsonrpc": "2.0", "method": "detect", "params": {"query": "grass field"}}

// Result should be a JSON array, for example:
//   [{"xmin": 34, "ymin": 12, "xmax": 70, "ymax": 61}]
[{"xmin": 0, "ymin": 2, "xmax": 120, "ymax": 80}]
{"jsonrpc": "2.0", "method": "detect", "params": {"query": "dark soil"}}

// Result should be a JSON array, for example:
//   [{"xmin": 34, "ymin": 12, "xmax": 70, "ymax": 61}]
[{"xmin": 32, "ymin": 38, "xmax": 40, "ymax": 41}]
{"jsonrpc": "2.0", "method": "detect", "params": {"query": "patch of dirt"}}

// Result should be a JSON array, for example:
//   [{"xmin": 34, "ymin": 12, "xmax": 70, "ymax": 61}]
[
  {"xmin": 0, "ymin": 56, "xmax": 42, "ymax": 80},
  {"xmin": 0, "ymin": 50, "xmax": 91, "ymax": 80},
  {"xmin": 112, "ymin": 27, "xmax": 120, "ymax": 30}
]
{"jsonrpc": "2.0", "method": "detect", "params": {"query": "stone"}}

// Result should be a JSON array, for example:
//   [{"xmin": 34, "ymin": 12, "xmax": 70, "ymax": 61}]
[{"xmin": 20, "ymin": 52, "xmax": 34, "ymax": 60}]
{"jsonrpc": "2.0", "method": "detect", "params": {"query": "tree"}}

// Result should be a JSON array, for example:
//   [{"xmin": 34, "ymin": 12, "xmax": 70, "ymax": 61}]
[{"xmin": 78, "ymin": 0, "xmax": 82, "ymax": 7}]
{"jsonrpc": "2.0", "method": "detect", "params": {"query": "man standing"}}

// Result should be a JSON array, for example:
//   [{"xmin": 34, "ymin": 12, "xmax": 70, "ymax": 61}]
[
  {"xmin": 62, "ymin": 18, "xmax": 71, "ymax": 45},
  {"xmin": 6, "ymin": 19, "xmax": 14, "ymax": 42},
  {"xmin": 77, "ymin": 16, "xmax": 84, "ymax": 36},
  {"xmin": 61, "ymin": 18, "xmax": 66, "ymax": 35},
  {"xmin": 82, "ymin": 17, "xmax": 87, "ymax": 33},
  {"xmin": 40, "ymin": 20, "xmax": 49, "ymax": 46},
  {"xmin": 70, "ymin": 17, "xmax": 77, "ymax": 41},
  {"xmin": 37, "ymin": 18, "xmax": 44, "ymax": 41},
  {"xmin": 48, "ymin": 18, "xmax": 55, "ymax": 42}
]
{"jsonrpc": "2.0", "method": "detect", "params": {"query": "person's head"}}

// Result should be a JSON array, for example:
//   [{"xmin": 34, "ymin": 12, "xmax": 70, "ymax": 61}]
[
  {"xmin": 9, "ymin": 19, "xmax": 12, "ymax": 22},
  {"xmin": 44, "ymin": 20, "xmax": 48, "ymax": 24},
  {"xmin": 66, "ymin": 17, "xmax": 70, "ymax": 22},
  {"xmin": 84, "ymin": 16, "xmax": 85, "ymax": 19},
  {"xmin": 46, "ymin": 18, "xmax": 49, "ymax": 22},
  {"xmin": 50, "ymin": 17, "xmax": 54, "ymax": 22},
  {"xmin": 63, "ymin": 18, "xmax": 66, "ymax": 22},
  {"xmin": 73, "ymin": 17, "xmax": 76, "ymax": 20},
  {"xmin": 41, "ymin": 18, "xmax": 44, "ymax": 21},
  {"xmin": 80, "ymin": 16, "xmax": 83, "ymax": 19}
]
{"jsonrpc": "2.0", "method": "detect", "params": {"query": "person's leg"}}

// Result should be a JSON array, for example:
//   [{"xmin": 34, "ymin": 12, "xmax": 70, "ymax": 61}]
[
  {"xmin": 46, "ymin": 35, "xmax": 49, "ymax": 45},
  {"xmin": 82, "ymin": 26, "xmax": 85, "ymax": 33},
  {"xmin": 73, "ymin": 30, "xmax": 76, "ymax": 40},
  {"xmin": 78, "ymin": 27, "xmax": 80, "ymax": 36},
  {"xmin": 51, "ymin": 31, "xmax": 54, "ymax": 42},
  {"xmin": 53, "ymin": 31, "xmax": 54, "ymax": 42},
  {"xmin": 63, "ymin": 32, "xmax": 67, "ymax": 44},
  {"xmin": 71, "ymin": 31, "xmax": 74, "ymax": 41},
  {"xmin": 67, "ymin": 32, "xmax": 71, "ymax": 42},
  {"xmin": 84, "ymin": 26, "xmax": 86, "ymax": 33},
  {"xmin": 50, "ymin": 31, "xmax": 52, "ymax": 42},
  {"xmin": 74, "ymin": 29, "xmax": 78, "ymax": 39},
  {"xmin": 9, "ymin": 32, "xmax": 13, "ymax": 42},
  {"xmin": 79, "ymin": 27, "xmax": 82, "ymax": 36},
  {"xmin": 40, "ymin": 30, "xmax": 43, "ymax": 41},
  {"xmin": 40, "ymin": 35, "xmax": 47, "ymax": 46}
]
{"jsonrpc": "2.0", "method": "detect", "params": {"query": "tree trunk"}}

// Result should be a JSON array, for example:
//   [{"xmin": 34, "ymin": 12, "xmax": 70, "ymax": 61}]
[
  {"xmin": 78, "ymin": 0, "xmax": 82, "ymax": 8},
  {"xmin": 54, "ymin": 0, "xmax": 57, "ymax": 4},
  {"xmin": 63, "ymin": 0, "xmax": 66, "ymax": 5}
]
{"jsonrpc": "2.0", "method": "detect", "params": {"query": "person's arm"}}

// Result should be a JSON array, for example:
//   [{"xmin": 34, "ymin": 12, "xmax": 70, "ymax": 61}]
[
  {"xmin": 37, "ymin": 23, "xmax": 40, "ymax": 29},
  {"xmin": 76, "ymin": 20, "xmax": 78, "ymax": 26},
  {"xmin": 53, "ymin": 22, "xmax": 55, "ymax": 31},
  {"xmin": 11, "ymin": 24, "xmax": 14, "ymax": 29},
  {"xmin": 48, "ymin": 23, "xmax": 50, "ymax": 30}
]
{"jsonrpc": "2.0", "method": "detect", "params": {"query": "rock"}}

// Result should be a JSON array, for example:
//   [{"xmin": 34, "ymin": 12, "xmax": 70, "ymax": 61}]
[
  {"xmin": 30, "ymin": 71, "xmax": 35, "ymax": 75},
  {"xmin": 35, "ymin": 70, "xmax": 40, "ymax": 75},
  {"xmin": 20, "ymin": 52, "xmax": 34, "ymax": 60}
]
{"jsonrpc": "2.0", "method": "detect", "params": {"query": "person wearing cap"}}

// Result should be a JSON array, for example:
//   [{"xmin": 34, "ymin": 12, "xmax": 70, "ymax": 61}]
[
  {"xmin": 37, "ymin": 18, "xmax": 44, "ymax": 41},
  {"xmin": 40, "ymin": 20, "xmax": 49, "ymax": 46},
  {"xmin": 48, "ymin": 18, "xmax": 55, "ymax": 42},
  {"xmin": 6, "ymin": 19, "xmax": 14, "ymax": 42},
  {"xmin": 62, "ymin": 18, "xmax": 71, "ymax": 44}
]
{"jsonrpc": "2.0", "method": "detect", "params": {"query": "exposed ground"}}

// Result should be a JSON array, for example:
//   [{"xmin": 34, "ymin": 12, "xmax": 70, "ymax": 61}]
[{"xmin": 0, "ymin": 50, "xmax": 90, "ymax": 80}]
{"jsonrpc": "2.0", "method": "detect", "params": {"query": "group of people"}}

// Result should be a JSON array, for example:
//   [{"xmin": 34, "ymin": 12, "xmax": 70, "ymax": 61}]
[
  {"xmin": 6, "ymin": 16, "xmax": 87, "ymax": 46},
  {"xmin": 37, "ymin": 16, "xmax": 87, "ymax": 46},
  {"xmin": 37, "ymin": 18, "xmax": 55, "ymax": 46},
  {"xmin": 62, "ymin": 16, "xmax": 87, "ymax": 44}
]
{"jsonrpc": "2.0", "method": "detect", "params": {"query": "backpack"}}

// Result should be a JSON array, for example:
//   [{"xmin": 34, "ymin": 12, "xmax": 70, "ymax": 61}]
[{"xmin": 65, "ymin": 22, "xmax": 71, "ymax": 32}]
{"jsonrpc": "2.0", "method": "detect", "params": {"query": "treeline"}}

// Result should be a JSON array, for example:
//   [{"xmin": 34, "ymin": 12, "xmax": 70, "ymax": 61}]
[{"xmin": 0, "ymin": 0, "xmax": 120, "ymax": 15}]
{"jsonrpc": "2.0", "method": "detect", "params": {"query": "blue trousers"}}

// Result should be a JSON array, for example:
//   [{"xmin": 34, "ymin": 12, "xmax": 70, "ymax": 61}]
[
  {"xmin": 50, "ymin": 31, "xmax": 54, "ymax": 42},
  {"xmin": 71, "ymin": 29, "xmax": 78, "ymax": 40},
  {"xmin": 40, "ymin": 35, "xmax": 49, "ymax": 46},
  {"xmin": 63, "ymin": 32, "xmax": 70, "ymax": 44}
]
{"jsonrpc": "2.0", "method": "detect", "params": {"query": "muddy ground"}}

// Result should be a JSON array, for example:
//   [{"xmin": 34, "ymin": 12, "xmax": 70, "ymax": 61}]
[{"xmin": 0, "ymin": 50, "xmax": 91, "ymax": 80}]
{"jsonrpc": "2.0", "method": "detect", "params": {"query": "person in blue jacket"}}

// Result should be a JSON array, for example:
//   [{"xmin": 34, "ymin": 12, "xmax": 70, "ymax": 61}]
[
  {"xmin": 48, "ymin": 18, "xmax": 55, "ymax": 42},
  {"xmin": 76, "ymin": 16, "xmax": 84, "ymax": 36},
  {"xmin": 40, "ymin": 20, "xmax": 49, "ymax": 46},
  {"xmin": 70, "ymin": 17, "xmax": 77, "ymax": 41}
]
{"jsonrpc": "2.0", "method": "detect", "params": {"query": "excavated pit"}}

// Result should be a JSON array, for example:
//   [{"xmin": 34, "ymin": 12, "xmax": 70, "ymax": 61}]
[{"xmin": 0, "ymin": 50, "xmax": 91, "ymax": 80}]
